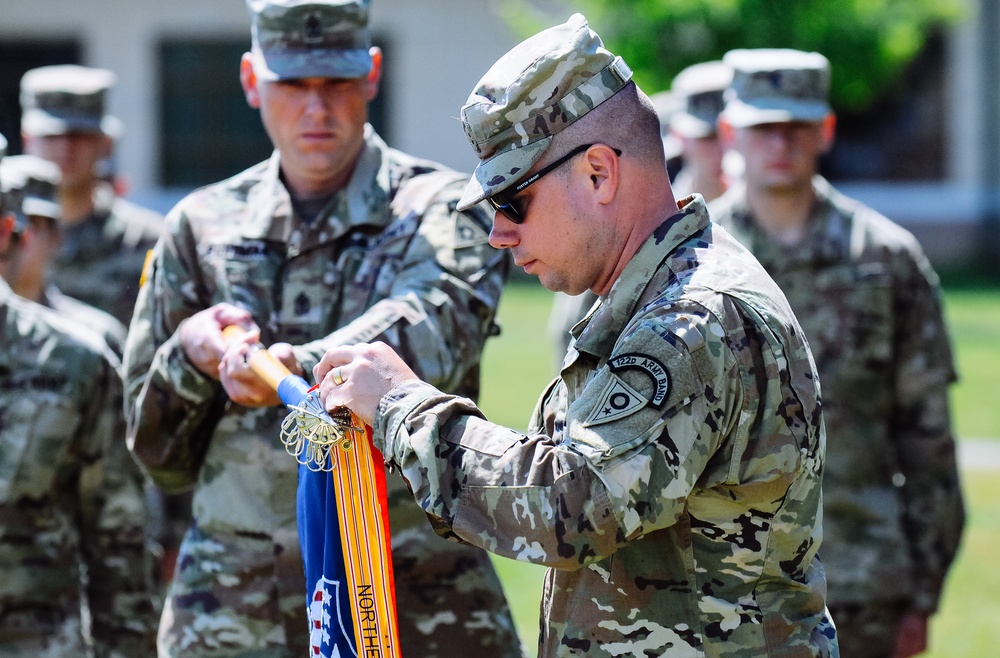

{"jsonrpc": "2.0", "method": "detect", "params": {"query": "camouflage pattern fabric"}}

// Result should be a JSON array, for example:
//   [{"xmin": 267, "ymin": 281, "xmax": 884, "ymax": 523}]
[
  {"xmin": 825, "ymin": 602, "xmax": 907, "ymax": 658},
  {"xmin": 372, "ymin": 196, "xmax": 839, "ymax": 658},
  {"xmin": 0, "ymin": 155, "xmax": 126, "ymax": 360},
  {"xmin": 668, "ymin": 60, "xmax": 731, "ymax": 139},
  {"xmin": 19, "ymin": 65, "xmax": 122, "ymax": 138},
  {"xmin": 123, "ymin": 127, "xmax": 521, "ymax": 658},
  {"xmin": 49, "ymin": 181, "xmax": 163, "ymax": 326},
  {"xmin": 0, "ymin": 154, "xmax": 62, "ymax": 223},
  {"xmin": 42, "ymin": 285, "xmax": 127, "ymax": 360},
  {"xmin": 711, "ymin": 177, "xmax": 964, "ymax": 616},
  {"xmin": 248, "ymin": 0, "xmax": 374, "ymax": 81},
  {"xmin": 719, "ymin": 49, "xmax": 830, "ymax": 128},
  {"xmin": 45, "ymin": 279, "xmax": 184, "ymax": 601},
  {"xmin": 548, "ymin": 290, "xmax": 598, "ymax": 372},
  {"xmin": 457, "ymin": 13, "xmax": 633, "ymax": 209},
  {"xmin": 0, "ymin": 278, "xmax": 156, "ymax": 657}
]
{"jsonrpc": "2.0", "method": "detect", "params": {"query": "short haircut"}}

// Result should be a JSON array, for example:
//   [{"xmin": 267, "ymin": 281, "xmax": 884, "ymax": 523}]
[{"xmin": 549, "ymin": 82, "xmax": 665, "ymax": 169}]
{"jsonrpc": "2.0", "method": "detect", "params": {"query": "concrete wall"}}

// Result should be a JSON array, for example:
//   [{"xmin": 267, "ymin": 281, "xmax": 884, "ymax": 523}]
[
  {"xmin": 0, "ymin": 0, "xmax": 527, "ymax": 203},
  {"xmin": 1, "ymin": 0, "xmax": 997, "ymax": 267}
]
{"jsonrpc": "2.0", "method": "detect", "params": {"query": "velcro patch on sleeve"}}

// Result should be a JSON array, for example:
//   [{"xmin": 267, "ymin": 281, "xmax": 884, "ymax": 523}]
[
  {"xmin": 584, "ymin": 374, "xmax": 649, "ymax": 426},
  {"xmin": 607, "ymin": 353, "xmax": 670, "ymax": 408},
  {"xmin": 567, "ymin": 322, "xmax": 708, "ymax": 462}
]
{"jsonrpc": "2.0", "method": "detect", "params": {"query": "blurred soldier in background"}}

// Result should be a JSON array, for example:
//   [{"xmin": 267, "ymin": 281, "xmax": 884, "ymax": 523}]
[
  {"xmin": 712, "ymin": 48, "xmax": 965, "ymax": 658},
  {"xmin": 667, "ymin": 60, "xmax": 733, "ymax": 200},
  {"xmin": 0, "ymin": 133, "xmax": 157, "ymax": 657},
  {"xmin": 649, "ymin": 88, "xmax": 684, "ymax": 180},
  {"xmin": 20, "ymin": 62, "xmax": 187, "ymax": 594},
  {"xmin": 123, "ymin": 1, "xmax": 520, "ymax": 656},
  {"xmin": 0, "ymin": 154, "xmax": 126, "ymax": 356},
  {"xmin": 20, "ymin": 64, "xmax": 163, "ymax": 327}
]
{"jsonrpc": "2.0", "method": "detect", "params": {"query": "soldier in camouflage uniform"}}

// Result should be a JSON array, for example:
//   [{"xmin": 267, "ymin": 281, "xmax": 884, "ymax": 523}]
[
  {"xmin": 548, "ymin": 61, "xmax": 734, "ymax": 370},
  {"xmin": 122, "ymin": 1, "xmax": 521, "ymax": 656},
  {"xmin": 711, "ymin": 49, "xmax": 964, "ymax": 658},
  {"xmin": 20, "ymin": 71, "xmax": 186, "ymax": 582},
  {"xmin": 0, "ymin": 154, "xmax": 127, "ymax": 357},
  {"xmin": 20, "ymin": 64, "xmax": 163, "ymax": 327},
  {"xmin": 0, "ymin": 135, "xmax": 157, "ymax": 657},
  {"xmin": 312, "ymin": 15, "xmax": 839, "ymax": 658},
  {"xmin": 667, "ymin": 60, "xmax": 734, "ymax": 202}
]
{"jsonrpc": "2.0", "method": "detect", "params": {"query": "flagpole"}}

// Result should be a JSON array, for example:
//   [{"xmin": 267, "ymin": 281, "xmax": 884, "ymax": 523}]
[{"xmin": 221, "ymin": 326, "xmax": 401, "ymax": 657}]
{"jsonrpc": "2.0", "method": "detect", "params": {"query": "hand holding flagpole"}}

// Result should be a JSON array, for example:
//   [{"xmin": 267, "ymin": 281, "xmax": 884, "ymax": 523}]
[{"xmin": 221, "ymin": 326, "xmax": 401, "ymax": 658}]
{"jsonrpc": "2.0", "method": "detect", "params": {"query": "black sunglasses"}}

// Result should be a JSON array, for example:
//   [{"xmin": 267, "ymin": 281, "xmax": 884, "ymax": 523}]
[{"xmin": 487, "ymin": 143, "xmax": 622, "ymax": 224}]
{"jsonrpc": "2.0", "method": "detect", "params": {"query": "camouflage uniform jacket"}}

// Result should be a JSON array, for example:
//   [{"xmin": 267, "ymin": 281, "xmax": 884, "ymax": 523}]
[
  {"xmin": 123, "ymin": 127, "xmax": 519, "ymax": 657},
  {"xmin": 711, "ymin": 177, "xmax": 964, "ymax": 612},
  {"xmin": 51, "ymin": 182, "xmax": 163, "ymax": 326},
  {"xmin": 0, "ymin": 278, "xmax": 155, "ymax": 657},
  {"xmin": 373, "ymin": 195, "xmax": 839, "ymax": 658},
  {"xmin": 42, "ymin": 284, "xmax": 127, "ymax": 360},
  {"xmin": 548, "ymin": 290, "xmax": 598, "ymax": 371}
]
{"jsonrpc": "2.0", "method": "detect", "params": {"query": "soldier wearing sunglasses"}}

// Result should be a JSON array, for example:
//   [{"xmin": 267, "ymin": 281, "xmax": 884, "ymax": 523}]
[{"xmin": 312, "ymin": 14, "xmax": 838, "ymax": 658}]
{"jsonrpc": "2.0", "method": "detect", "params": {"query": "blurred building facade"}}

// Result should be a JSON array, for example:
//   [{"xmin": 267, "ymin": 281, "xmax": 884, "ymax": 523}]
[
  {"xmin": 0, "ymin": 0, "xmax": 997, "ymax": 268},
  {"xmin": 0, "ymin": 0, "xmax": 521, "ymax": 212}
]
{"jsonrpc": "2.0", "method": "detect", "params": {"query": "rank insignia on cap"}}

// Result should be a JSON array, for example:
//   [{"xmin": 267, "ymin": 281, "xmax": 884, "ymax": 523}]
[
  {"xmin": 608, "ymin": 352, "xmax": 670, "ymax": 408},
  {"xmin": 304, "ymin": 13, "xmax": 323, "ymax": 43},
  {"xmin": 294, "ymin": 292, "xmax": 311, "ymax": 316}
]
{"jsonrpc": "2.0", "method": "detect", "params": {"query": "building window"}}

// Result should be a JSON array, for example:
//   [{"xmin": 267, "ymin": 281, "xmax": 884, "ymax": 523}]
[
  {"xmin": 158, "ymin": 37, "xmax": 390, "ymax": 189},
  {"xmin": 159, "ymin": 38, "xmax": 271, "ymax": 187},
  {"xmin": 0, "ymin": 41, "xmax": 81, "ymax": 154},
  {"xmin": 824, "ymin": 30, "xmax": 946, "ymax": 182}
]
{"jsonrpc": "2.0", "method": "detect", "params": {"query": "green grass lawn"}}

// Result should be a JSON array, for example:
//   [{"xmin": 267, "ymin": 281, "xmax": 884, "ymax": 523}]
[
  {"xmin": 478, "ymin": 279, "xmax": 1000, "ymax": 657},
  {"xmin": 479, "ymin": 281, "xmax": 555, "ymax": 655},
  {"xmin": 923, "ymin": 468, "xmax": 1000, "ymax": 657},
  {"xmin": 942, "ymin": 286, "xmax": 1000, "ymax": 439}
]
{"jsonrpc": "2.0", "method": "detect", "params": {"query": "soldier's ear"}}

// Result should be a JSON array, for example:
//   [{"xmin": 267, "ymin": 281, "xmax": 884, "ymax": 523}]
[
  {"xmin": 820, "ymin": 113, "xmax": 836, "ymax": 154},
  {"xmin": 584, "ymin": 144, "xmax": 620, "ymax": 206},
  {"xmin": 0, "ymin": 214, "xmax": 15, "ymax": 253},
  {"xmin": 717, "ymin": 119, "xmax": 736, "ymax": 149},
  {"xmin": 99, "ymin": 133, "xmax": 114, "ymax": 160},
  {"xmin": 240, "ymin": 53, "xmax": 261, "ymax": 109},
  {"xmin": 364, "ymin": 47, "xmax": 383, "ymax": 103}
]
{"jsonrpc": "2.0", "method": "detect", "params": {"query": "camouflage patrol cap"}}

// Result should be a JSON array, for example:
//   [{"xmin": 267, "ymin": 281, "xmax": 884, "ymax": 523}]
[
  {"xmin": 457, "ymin": 13, "xmax": 633, "ymax": 210},
  {"xmin": 247, "ymin": 0, "xmax": 373, "ymax": 81},
  {"xmin": 20, "ymin": 65, "xmax": 122, "ymax": 137},
  {"xmin": 720, "ymin": 49, "xmax": 831, "ymax": 127},
  {"xmin": 670, "ymin": 61, "xmax": 732, "ymax": 138},
  {"xmin": 0, "ymin": 155, "xmax": 62, "ymax": 222}
]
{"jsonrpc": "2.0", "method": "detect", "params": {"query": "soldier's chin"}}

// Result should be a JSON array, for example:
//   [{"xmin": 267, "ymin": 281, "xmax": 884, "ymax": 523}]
[
  {"xmin": 537, "ymin": 270, "xmax": 574, "ymax": 294},
  {"xmin": 761, "ymin": 167, "xmax": 809, "ymax": 191}
]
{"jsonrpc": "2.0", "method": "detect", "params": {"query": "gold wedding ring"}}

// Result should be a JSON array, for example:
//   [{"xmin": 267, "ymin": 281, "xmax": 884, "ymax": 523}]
[{"xmin": 332, "ymin": 367, "xmax": 346, "ymax": 386}]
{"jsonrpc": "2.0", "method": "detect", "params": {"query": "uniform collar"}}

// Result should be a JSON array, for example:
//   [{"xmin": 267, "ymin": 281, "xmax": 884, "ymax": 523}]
[
  {"xmin": 573, "ymin": 194, "xmax": 711, "ymax": 359},
  {"xmin": 721, "ymin": 176, "xmax": 853, "ymax": 271},
  {"xmin": 241, "ymin": 125, "xmax": 394, "ymax": 244}
]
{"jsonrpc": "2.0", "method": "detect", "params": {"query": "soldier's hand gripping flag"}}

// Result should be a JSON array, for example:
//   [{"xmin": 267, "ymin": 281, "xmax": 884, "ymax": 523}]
[{"xmin": 222, "ymin": 326, "xmax": 400, "ymax": 658}]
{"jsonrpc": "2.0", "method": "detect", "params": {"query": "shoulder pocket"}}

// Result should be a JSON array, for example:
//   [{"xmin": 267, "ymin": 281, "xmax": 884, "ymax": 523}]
[{"xmin": 567, "ymin": 320, "xmax": 707, "ymax": 463}]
